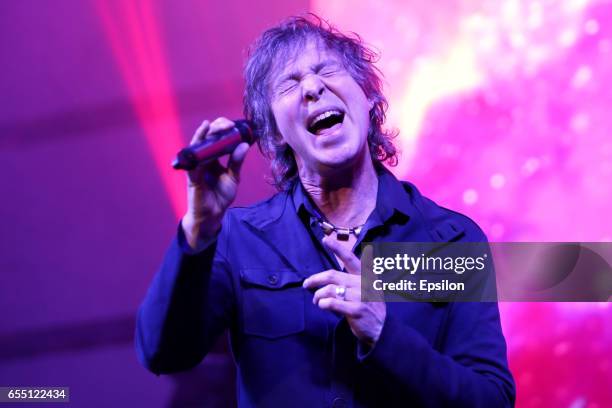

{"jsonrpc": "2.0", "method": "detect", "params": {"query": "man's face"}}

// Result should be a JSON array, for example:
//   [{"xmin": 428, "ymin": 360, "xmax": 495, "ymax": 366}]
[{"xmin": 269, "ymin": 40, "xmax": 372, "ymax": 175}]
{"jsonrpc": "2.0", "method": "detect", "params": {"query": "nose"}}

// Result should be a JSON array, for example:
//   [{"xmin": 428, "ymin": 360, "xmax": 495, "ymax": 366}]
[{"xmin": 302, "ymin": 75, "xmax": 324, "ymax": 102}]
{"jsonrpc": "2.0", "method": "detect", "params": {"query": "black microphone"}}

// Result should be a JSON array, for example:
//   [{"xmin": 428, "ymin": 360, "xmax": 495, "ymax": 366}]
[{"xmin": 172, "ymin": 120, "xmax": 257, "ymax": 170}]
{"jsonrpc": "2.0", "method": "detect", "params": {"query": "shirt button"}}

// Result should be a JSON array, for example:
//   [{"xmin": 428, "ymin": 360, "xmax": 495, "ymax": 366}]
[
  {"xmin": 331, "ymin": 397, "xmax": 347, "ymax": 408},
  {"xmin": 267, "ymin": 273, "xmax": 279, "ymax": 285}
]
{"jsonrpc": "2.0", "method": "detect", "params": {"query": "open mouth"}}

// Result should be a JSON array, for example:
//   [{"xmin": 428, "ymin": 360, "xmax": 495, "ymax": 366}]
[{"xmin": 307, "ymin": 109, "xmax": 345, "ymax": 135}]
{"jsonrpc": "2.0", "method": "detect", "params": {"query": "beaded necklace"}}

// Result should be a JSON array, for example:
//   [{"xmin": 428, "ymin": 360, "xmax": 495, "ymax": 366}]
[{"xmin": 311, "ymin": 208, "xmax": 364, "ymax": 241}]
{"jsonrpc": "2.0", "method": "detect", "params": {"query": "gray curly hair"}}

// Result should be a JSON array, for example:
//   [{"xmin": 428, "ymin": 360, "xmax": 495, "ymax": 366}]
[{"xmin": 243, "ymin": 14, "xmax": 398, "ymax": 190}]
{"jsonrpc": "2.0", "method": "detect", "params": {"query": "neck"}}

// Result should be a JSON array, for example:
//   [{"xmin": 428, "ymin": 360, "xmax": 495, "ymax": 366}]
[{"xmin": 299, "ymin": 155, "xmax": 379, "ymax": 228}]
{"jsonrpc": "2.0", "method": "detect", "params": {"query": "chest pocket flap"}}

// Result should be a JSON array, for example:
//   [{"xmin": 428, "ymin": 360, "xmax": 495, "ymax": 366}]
[
  {"xmin": 239, "ymin": 268, "xmax": 305, "ymax": 338},
  {"xmin": 240, "ymin": 268, "xmax": 304, "ymax": 289}
]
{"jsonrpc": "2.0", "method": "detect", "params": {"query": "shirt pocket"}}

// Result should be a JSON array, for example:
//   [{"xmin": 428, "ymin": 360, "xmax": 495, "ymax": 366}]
[{"xmin": 239, "ymin": 268, "xmax": 305, "ymax": 339}]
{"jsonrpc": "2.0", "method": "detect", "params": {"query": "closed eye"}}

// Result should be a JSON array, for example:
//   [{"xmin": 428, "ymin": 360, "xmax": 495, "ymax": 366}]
[
  {"xmin": 320, "ymin": 68, "xmax": 339, "ymax": 77},
  {"xmin": 315, "ymin": 61, "xmax": 343, "ymax": 77},
  {"xmin": 278, "ymin": 80, "xmax": 298, "ymax": 95}
]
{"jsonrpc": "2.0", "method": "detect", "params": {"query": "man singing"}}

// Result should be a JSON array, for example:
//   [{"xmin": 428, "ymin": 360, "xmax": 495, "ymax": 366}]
[{"xmin": 136, "ymin": 15, "xmax": 515, "ymax": 407}]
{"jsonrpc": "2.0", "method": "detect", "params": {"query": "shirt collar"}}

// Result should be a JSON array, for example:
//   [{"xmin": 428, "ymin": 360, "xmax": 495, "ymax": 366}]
[
  {"xmin": 291, "ymin": 166, "xmax": 414, "ymax": 226},
  {"xmin": 291, "ymin": 178, "xmax": 318, "ymax": 224}
]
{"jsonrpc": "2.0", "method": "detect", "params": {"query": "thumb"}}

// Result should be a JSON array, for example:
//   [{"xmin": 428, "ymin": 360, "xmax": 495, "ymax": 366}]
[{"xmin": 227, "ymin": 142, "xmax": 250, "ymax": 181}]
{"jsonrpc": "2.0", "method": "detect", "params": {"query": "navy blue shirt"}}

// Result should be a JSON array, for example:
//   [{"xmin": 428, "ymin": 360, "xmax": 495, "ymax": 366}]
[{"xmin": 136, "ymin": 168, "xmax": 515, "ymax": 407}]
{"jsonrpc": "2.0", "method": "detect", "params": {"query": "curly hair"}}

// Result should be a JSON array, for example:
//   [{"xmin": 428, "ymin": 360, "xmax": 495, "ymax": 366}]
[{"xmin": 243, "ymin": 14, "xmax": 397, "ymax": 190}]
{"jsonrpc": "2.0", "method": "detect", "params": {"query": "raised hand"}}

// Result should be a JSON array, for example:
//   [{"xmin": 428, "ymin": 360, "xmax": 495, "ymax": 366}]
[
  {"xmin": 182, "ymin": 117, "xmax": 250, "ymax": 248},
  {"xmin": 303, "ymin": 237, "xmax": 386, "ymax": 346}
]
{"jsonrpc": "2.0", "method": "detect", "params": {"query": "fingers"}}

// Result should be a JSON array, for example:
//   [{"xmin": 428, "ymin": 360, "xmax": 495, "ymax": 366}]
[
  {"xmin": 317, "ymin": 297, "xmax": 361, "ymax": 316},
  {"xmin": 227, "ymin": 142, "xmax": 250, "ymax": 182},
  {"xmin": 208, "ymin": 118, "xmax": 247, "ymax": 181},
  {"xmin": 190, "ymin": 119, "xmax": 210, "ymax": 145},
  {"xmin": 303, "ymin": 269, "xmax": 358, "ymax": 290},
  {"xmin": 360, "ymin": 244, "xmax": 374, "ymax": 279},
  {"xmin": 188, "ymin": 155, "xmax": 223, "ymax": 188},
  {"xmin": 187, "ymin": 117, "xmax": 240, "ymax": 186},
  {"xmin": 361, "ymin": 244, "xmax": 374, "ymax": 266},
  {"xmin": 359, "ymin": 244, "xmax": 383, "ymax": 300},
  {"xmin": 322, "ymin": 235, "xmax": 362, "ymax": 275},
  {"xmin": 207, "ymin": 117, "xmax": 235, "ymax": 136},
  {"xmin": 190, "ymin": 117, "xmax": 235, "ymax": 146},
  {"xmin": 312, "ymin": 283, "xmax": 357, "ymax": 305}
]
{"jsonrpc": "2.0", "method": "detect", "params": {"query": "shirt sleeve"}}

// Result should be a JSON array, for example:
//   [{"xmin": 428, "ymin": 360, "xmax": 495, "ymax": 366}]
[
  {"xmin": 357, "ymin": 300, "xmax": 515, "ymax": 407},
  {"xmin": 135, "ymin": 217, "xmax": 235, "ymax": 375},
  {"xmin": 356, "ymin": 211, "xmax": 515, "ymax": 407}
]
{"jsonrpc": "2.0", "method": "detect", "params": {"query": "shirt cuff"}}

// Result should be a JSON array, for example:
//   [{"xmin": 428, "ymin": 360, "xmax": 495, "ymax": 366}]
[
  {"xmin": 356, "ymin": 307, "xmax": 400, "ymax": 363},
  {"xmin": 176, "ymin": 221, "xmax": 218, "ymax": 255},
  {"xmin": 357, "ymin": 341, "xmax": 373, "ymax": 360}
]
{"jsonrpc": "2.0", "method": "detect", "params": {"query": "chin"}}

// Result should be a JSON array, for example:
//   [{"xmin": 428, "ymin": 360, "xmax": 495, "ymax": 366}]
[{"xmin": 314, "ymin": 149, "xmax": 363, "ymax": 172}]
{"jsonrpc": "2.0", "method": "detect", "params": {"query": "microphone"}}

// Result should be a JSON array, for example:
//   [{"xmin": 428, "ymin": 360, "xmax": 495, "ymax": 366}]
[{"xmin": 172, "ymin": 120, "xmax": 257, "ymax": 170}]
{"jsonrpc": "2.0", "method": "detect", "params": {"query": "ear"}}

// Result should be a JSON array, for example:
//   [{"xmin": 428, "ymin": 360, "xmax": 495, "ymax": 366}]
[
  {"xmin": 274, "ymin": 131, "xmax": 288, "ymax": 147},
  {"xmin": 270, "ymin": 119, "xmax": 287, "ymax": 146}
]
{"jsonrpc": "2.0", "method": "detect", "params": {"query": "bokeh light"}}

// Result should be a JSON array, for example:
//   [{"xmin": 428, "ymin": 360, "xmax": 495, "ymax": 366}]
[{"xmin": 314, "ymin": 0, "xmax": 612, "ymax": 406}]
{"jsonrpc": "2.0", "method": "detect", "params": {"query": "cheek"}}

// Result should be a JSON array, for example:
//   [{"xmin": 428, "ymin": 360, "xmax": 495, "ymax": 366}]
[
  {"xmin": 355, "ymin": 93, "xmax": 372, "ymax": 128},
  {"xmin": 271, "ymin": 99, "xmax": 298, "ymax": 130},
  {"xmin": 270, "ymin": 108, "xmax": 298, "ymax": 148}
]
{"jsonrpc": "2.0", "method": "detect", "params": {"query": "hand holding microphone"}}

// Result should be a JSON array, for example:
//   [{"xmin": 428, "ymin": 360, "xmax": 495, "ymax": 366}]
[
  {"xmin": 179, "ymin": 117, "xmax": 254, "ymax": 249},
  {"xmin": 172, "ymin": 119, "xmax": 256, "ymax": 170}
]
